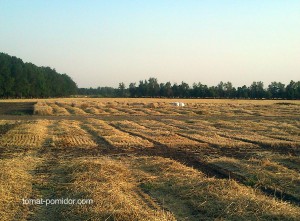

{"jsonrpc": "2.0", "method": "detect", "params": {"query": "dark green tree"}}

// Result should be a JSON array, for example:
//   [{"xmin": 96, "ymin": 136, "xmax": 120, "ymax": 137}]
[{"xmin": 268, "ymin": 82, "xmax": 285, "ymax": 98}]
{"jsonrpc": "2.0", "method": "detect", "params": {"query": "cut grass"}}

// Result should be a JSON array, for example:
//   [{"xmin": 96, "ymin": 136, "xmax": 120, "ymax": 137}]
[
  {"xmin": 159, "ymin": 119, "xmax": 257, "ymax": 149},
  {"xmin": 50, "ymin": 120, "xmax": 97, "ymax": 148},
  {"xmin": 131, "ymin": 156, "xmax": 300, "ymax": 221},
  {"xmin": 30, "ymin": 98, "xmax": 300, "ymax": 117},
  {"xmin": 0, "ymin": 155, "xmax": 41, "ymax": 221},
  {"xmin": 1, "ymin": 99, "xmax": 300, "ymax": 220},
  {"xmin": 48, "ymin": 103, "xmax": 70, "ymax": 115},
  {"xmin": 0, "ymin": 120, "xmax": 49, "ymax": 148},
  {"xmin": 33, "ymin": 102, "xmax": 53, "ymax": 115},
  {"xmin": 65, "ymin": 157, "xmax": 175, "ymax": 221},
  {"xmin": 86, "ymin": 119, "xmax": 154, "ymax": 149},
  {"xmin": 112, "ymin": 120, "xmax": 204, "ymax": 148},
  {"xmin": 208, "ymin": 156, "xmax": 300, "ymax": 203}
]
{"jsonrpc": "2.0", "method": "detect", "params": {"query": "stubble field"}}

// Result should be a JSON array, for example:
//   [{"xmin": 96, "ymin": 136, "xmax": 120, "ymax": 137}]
[{"xmin": 0, "ymin": 98, "xmax": 300, "ymax": 220}]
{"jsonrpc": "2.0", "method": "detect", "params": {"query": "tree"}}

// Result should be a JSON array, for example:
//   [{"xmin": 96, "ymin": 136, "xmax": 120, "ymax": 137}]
[
  {"xmin": 118, "ymin": 82, "xmax": 127, "ymax": 97},
  {"xmin": 217, "ymin": 81, "xmax": 225, "ymax": 98},
  {"xmin": 164, "ymin": 82, "xmax": 173, "ymax": 97},
  {"xmin": 178, "ymin": 81, "xmax": 190, "ymax": 97},
  {"xmin": 0, "ymin": 52, "xmax": 77, "ymax": 98},
  {"xmin": 137, "ymin": 80, "xmax": 148, "ymax": 97},
  {"xmin": 286, "ymin": 81, "xmax": 300, "ymax": 99},
  {"xmin": 236, "ymin": 85, "xmax": 249, "ymax": 98},
  {"xmin": 223, "ymin": 82, "xmax": 234, "ymax": 98},
  {"xmin": 129, "ymin": 83, "xmax": 137, "ymax": 97},
  {"xmin": 147, "ymin": 77, "xmax": 160, "ymax": 97},
  {"xmin": 0, "ymin": 55, "xmax": 14, "ymax": 97},
  {"xmin": 192, "ymin": 83, "xmax": 209, "ymax": 98},
  {"xmin": 172, "ymin": 83, "xmax": 180, "ymax": 97},
  {"xmin": 268, "ymin": 82, "xmax": 285, "ymax": 99},
  {"xmin": 75, "ymin": 77, "xmax": 299, "ymax": 99},
  {"xmin": 250, "ymin": 81, "xmax": 265, "ymax": 99}
]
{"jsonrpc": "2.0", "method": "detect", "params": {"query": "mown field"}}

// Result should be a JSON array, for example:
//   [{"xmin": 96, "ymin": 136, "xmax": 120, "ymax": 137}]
[{"xmin": 0, "ymin": 98, "xmax": 300, "ymax": 220}]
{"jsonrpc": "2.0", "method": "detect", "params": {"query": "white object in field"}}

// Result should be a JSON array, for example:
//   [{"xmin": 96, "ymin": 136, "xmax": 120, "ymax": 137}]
[{"xmin": 170, "ymin": 102, "xmax": 185, "ymax": 107}]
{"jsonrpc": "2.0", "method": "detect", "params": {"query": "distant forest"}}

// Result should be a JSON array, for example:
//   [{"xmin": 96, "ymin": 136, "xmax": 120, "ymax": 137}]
[
  {"xmin": 0, "ymin": 52, "xmax": 299, "ymax": 99},
  {"xmin": 79, "ymin": 78, "xmax": 300, "ymax": 99},
  {"xmin": 0, "ymin": 53, "xmax": 77, "ymax": 98}
]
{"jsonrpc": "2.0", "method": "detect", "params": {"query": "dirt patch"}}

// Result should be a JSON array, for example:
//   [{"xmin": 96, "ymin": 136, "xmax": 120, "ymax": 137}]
[{"xmin": 0, "ymin": 102, "xmax": 35, "ymax": 115}]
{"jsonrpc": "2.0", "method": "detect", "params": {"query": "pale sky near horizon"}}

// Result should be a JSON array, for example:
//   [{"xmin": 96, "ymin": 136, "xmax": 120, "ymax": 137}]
[{"xmin": 0, "ymin": 0, "xmax": 299, "ymax": 88}]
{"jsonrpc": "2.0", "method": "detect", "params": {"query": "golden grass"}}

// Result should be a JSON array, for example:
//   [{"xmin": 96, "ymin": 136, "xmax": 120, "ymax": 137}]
[
  {"xmin": 209, "ymin": 156, "xmax": 300, "ymax": 200},
  {"xmin": 65, "ymin": 105, "xmax": 89, "ymax": 115},
  {"xmin": 130, "ymin": 156, "xmax": 300, "ymax": 220},
  {"xmin": 163, "ymin": 118, "xmax": 300, "ymax": 149},
  {"xmin": 1, "ymin": 97, "xmax": 300, "ymax": 106},
  {"xmin": 186, "ymin": 131, "xmax": 256, "ymax": 148},
  {"xmin": 113, "ymin": 107, "xmax": 147, "ymax": 116},
  {"xmin": 0, "ymin": 156, "xmax": 41, "ymax": 221},
  {"xmin": 112, "ymin": 120, "xmax": 205, "ymax": 148},
  {"xmin": 48, "ymin": 102, "xmax": 70, "ymax": 115},
  {"xmin": 136, "ymin": 120, "xmax": 179, "ymax": 131},
  {"xmin": 84, "ymin": 107, "xmax": 100, "ymax": 115},
  {"xmin": 226, "ymin": 131, "xmax": 299, "ymax": 149},
  {"xmin": 1, "ymin": 99, "xmax": 300, "ymax": 220},
  {"xmin": 103, "ymin": 107, "xmax": 126, "ymax": 115},
  {"xmin": 139, "ymin": 120, "xmax": 257, "ymax": 148},
  {"xmin": 66, "ymin": 157, "xmax": 175, "ymax": 221},
  {"xmin": 135, "ymin": 107, "xmax": 164, "ymax": 116},
  {"xmin": 50, "ymin": 120, "xmax": 97, "ymax": 148},
  {"xmin": 33, "ymin": 102, "xmax": 53, "ymax": 115},
  {"xmin": 26, "ymin": 98, "xmax": 300, "ymax": 117},
  {"xmin": 0, "ymin": 120, "xmax": 10, "ymax": 125},
  {"xmin": 86, "ymin": 119, "xmax": 154, "ymax": 148},
  {"xmin": 0, "ymin": 120, "xmax": 49, "ymax": 148},
  {"xmin": 163, "ymin": 119, "xmax": 217, "ymax": 131},
  {"xmin": 154, "ymin": 108, "xmax": 181, "ymax": 116}
]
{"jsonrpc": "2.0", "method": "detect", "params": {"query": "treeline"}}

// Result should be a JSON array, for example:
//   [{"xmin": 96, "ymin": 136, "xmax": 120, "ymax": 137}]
[
  {"xmin": 0, "ymin": 53, "xmax": 77, "ymax": 98},
  {"xmin": 1, "ymin": 52, "xmax": 299, "ymax": 99},
  {"xmin": 79, "ymin": 77, "xmax": 300, "ymax": 99}
]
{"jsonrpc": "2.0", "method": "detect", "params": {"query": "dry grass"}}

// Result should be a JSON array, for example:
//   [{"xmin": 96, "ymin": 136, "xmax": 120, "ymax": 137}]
[
  {"xmin": 112, "ymin": 120, "xmax": 205, "ymax": 148},
  {"xmin": 209, "ymin": 156, "xmax": 300, "ymax": 201},
  {"xmin": 162, "ymin": 118, "xmax": 300, "ymax": 150},
  {"xmin": 84, "ymin": 107, "xmax": 100, "ymax": 115},
  {"xmin": 135, "ymin": 107, "xmax": 164, "ymax": 115},
  {"xmin": 225, "ymin": 131, "xmax": 299, "ymax": 149},
  {"xmin": 50, "ymin": 120, "xmax": 97, "ymax": 148},
  {"xmin": 113, "ymin": 107, "xmax": 147, "ymax": 116},
  {"xmin": 103, "ymin": 107, "xmax": 126, "ymax": 115},
  {"xmin": 65, "ymin": 106, "xmax": 89, "ymax": 115},
  {"xmin": 1, "ymin": 97, "xmax": 300, "ymax": 105},
  {"xmin": 136, "ymin": 120, "xmax": 179, "ymax": 131},
  {"xmin": 0, "ymin": 121, "xmax": 16, "ymax": 136},
  {"xmin": 155, "ymin": 119, "xmax": 256, "ymax": 148},
  {"xmin": 185, "ymin": 131, "xmax": 256, "ymax": 148},
  {"xmin": 48, "ymin": 102, "xmax": 70, "ymax": 115},
  {"xmin": 86, "ymin": 119, "xmax": 154, "ymax": 149},
  {"xmin": 130, "ymin": 156, "xmax": 300, "ymax": 220},
  {"xmin": 273, "ymin": 155, "xmax": 300, "ymax": 172},
  {"xmin": 33, "ymin": 102, "xmax": 53, "ymax": 115},
  {"xmin": 0, "ymin": 156, "xmax": 41, "ymax": 221},
  {"xmin": 29, "ymin": 98, "xmax": 300, "ymax": 117},
  {"xmin": 0, "ymin": 120, "xmax": 49, "ymax": 148},
  {"xmin": 1, "ymin": 99, "xmax": 300, "ymax": 220},
  {"xmin": 65, "ymin": 157, "xmax": 175, "ymax": 221}
]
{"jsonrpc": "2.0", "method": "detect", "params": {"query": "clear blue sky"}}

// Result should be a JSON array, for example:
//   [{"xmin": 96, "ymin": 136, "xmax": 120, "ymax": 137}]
[{"xmin": 1, "ymin": 0, "xmax": 299, "ymax": 88}]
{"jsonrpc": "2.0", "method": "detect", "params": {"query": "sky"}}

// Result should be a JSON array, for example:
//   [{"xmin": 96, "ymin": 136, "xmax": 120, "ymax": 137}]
[{"xmin": 0, "ymin": 0, "xmax": 299, "ymax": 88}]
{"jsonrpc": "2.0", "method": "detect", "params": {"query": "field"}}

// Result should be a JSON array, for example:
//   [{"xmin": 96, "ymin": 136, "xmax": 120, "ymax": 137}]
[{"xmin": 0, "ymin": 98, "xmax": 300, "ymax": 220}]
